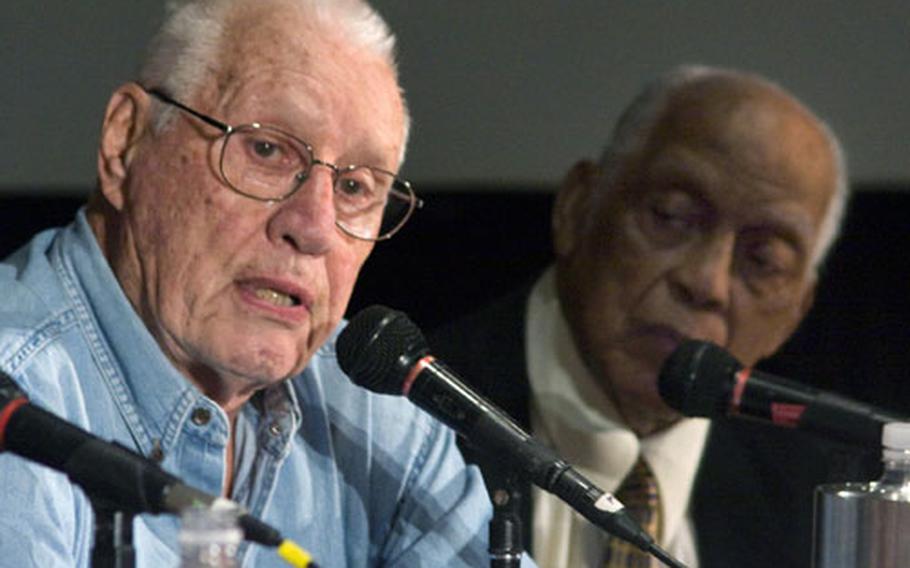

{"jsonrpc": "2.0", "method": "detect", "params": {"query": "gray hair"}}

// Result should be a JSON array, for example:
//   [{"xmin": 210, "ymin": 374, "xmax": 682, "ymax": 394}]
[
  {"xmin": 598, "ymin": 64, "xmax": 848, "ymax": 271},
  {"xmin": 138, "ymin": 0, "xmax": 410, "ymax": 162}
]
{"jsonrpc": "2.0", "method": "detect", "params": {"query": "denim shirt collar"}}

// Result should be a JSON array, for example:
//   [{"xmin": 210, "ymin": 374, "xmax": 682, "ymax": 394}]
[{"xmin": 55, "ymin": 210, "xmax": 302, "ymax": 459}]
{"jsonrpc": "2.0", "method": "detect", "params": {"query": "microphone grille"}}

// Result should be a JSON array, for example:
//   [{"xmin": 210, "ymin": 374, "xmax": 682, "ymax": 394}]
[
  {"xmin": 336, "ymin": 305, "xmax": 429, "ymax": 395},
  {"xmin": 658, "ymin": 340, "xmax": 741, "ymax": 418}
]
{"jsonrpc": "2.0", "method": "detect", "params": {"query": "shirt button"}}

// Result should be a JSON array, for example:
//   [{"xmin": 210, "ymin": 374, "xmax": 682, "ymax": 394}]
[
  {"xmin": 268, "ymin": 422, "xmax": 283, "ymax": 436},
  {"xmin": 191, "ymin": 407, "xmax": 212, "ymax": 426},
  {"xmin": 149, "ymin": 440, "xmax": 165, "ymax": 463}
]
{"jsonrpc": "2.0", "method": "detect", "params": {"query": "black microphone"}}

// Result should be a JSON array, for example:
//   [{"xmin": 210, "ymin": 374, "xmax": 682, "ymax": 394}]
[
  {"xmin": 337, "ymin": 305, "xmax": 687, "ymax": 568},
  {"xmin": 658, "ymin": 339, "xmax": 907, "ymax": 446},
  {"xmin": 0, "ymin": 372, "xmax": 308, "ymax": 559}
]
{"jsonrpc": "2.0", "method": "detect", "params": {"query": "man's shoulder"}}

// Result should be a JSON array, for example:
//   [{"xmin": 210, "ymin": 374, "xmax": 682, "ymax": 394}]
[
  {"xmin": 427, "ymin": 286, "xmax": 533, "ymax": 425},
  {"xmin": 0, "ymin": 314, "xmax": 95, "ymax": 432},
  {"xmin": 0, "ymin": 227, "xmax": 70, "ymax": 319},
  {"xmin": 698, "ymin": 418, "xmax": 880, "ymax": 485},
  {"xmin": 692, "ymin": 419, "xmax": 880, "ymax": 567},
  {"xmin": 429, "ymin": 285, "xmax": 530, "ymax": 369},
  {"xmin": 0, "ymin": 228, "xmax": 81, "ymax": 378}
]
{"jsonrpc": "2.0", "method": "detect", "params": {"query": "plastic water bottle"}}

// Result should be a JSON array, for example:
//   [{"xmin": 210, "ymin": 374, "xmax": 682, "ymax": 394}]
[
  {"xmin": 813, "ymin": 421, "xmax": 910, "ymax": 567},
  {"xmin": 178, "ymin": 506, "xmax": 243, "ymax": 568}
]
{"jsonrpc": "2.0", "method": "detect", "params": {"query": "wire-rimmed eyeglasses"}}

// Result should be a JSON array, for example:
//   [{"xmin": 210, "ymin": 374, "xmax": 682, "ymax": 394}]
[{"xmin": 144, "ymin": 87, "xmax": 421, "ymax": 241}]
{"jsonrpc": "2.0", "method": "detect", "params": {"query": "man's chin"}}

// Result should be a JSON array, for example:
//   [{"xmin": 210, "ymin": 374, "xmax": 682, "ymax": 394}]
[
  {"xmin": 622, "ymin": 408, "xmax": 681, "ymax": 436},
  {"xmin": 230, "ymin": 361, "xmax": 303, "ymax": 386},
  {"xmin": 609, "ymin": 375, "xmax": 680, "ymax": 434},
  {"xmin": 209, "ymin": 343, "xmax": 307, "ymax": 387}
]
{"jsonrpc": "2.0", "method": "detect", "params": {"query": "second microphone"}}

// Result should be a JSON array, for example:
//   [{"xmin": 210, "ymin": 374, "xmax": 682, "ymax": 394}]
[{"xmin": 337, "ymin": 305, "xmax": 688, "ymax": 568}]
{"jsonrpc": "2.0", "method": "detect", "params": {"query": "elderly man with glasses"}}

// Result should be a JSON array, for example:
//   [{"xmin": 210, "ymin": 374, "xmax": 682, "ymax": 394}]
[{"xmin": 0, "ymin": 1, "xmax": 516, "ymax": 567}]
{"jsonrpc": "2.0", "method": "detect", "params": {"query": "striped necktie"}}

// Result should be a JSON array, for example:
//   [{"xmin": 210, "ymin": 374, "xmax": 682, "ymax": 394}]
[{"xmin": 602, "ymin": 458, "xmax": 662, "ymax": 568}]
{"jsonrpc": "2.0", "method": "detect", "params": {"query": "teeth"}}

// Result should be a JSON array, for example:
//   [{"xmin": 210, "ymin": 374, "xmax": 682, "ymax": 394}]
[{"xmin": 254, "ymin": 288, "xmax": 295, "ymax": 307}]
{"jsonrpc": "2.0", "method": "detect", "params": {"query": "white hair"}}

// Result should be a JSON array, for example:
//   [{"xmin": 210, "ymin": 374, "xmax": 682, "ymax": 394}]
[
  {"xmin": 597, "ymin": 64, "xmax": 848, "ymax": 271},
  {"xmin": 138, "ymin": 0, "xmax": 410, "ymax": 162}
]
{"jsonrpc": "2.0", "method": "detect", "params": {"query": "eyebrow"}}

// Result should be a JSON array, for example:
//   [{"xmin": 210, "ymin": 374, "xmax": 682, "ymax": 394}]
[
  {"xmin": 253, "ymin": 98, "xmax": 397, "ymax": 171},
  {"xmin": 743, "ymin": 207, "xmax": 817, "ymax": 261},
  {"xmin": 651, "ymin": 151, "xmax": 819, "ymax": 246},
  {"xmin": 651, "ymin": 180, "xmax": 816, "ymax": 265}
]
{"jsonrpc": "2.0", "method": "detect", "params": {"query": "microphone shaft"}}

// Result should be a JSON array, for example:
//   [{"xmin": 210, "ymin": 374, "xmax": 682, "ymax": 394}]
[
  {"xmin": 5, "ymin": 402, "xmax": 175, "ymax": 514},
  {"xmin": 408, "ymin": 357, "xmax": 653, "ymax": 548},
  {"xmin": 736, "ymin": 369, "xmax": 905, "ymax": 445}
]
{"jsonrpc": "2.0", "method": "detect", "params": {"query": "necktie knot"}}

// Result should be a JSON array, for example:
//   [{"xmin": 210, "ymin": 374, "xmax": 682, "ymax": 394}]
[{"xmin": 602, "ymin": 457, "xmax": 662, "ymax": 568}]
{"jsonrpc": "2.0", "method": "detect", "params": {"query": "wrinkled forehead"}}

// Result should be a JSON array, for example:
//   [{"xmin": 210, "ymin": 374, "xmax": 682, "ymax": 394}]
[
  {"xmin": 214, "ymin": 4, "xmax": 397, "ymax": 96},
  {"xmin": 201, "ymin": 2, "xmax": 406, "ymax": 164},
  {"xmin": 642, "ymin": 80, "xmax": 837, "ymax": 212},
  {"xmin": 219, "ymin": 2, "xmax": 324, "ymax": 71}
]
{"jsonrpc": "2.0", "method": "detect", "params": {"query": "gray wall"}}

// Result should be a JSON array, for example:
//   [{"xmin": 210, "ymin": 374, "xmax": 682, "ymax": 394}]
[{"xmin": 3, "ymin": 1, "xmax": 908, "ymax": 195}]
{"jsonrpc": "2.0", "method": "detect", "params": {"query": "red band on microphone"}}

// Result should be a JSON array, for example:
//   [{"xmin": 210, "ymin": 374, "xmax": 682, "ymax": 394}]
[
  {"xmin": 403, "ymin": 355, "xmax": 435, "ymax": 396},
  {"xmin": 771, "ymin": 402, "xmax": 806, "ymax": 427},
  {"xmin": 732, "ymin": 367, "xmax": 751, "ymax": 412},
  {"xmin": 0, "ymin": 397, "xmax": 28, "ymax": 451}
]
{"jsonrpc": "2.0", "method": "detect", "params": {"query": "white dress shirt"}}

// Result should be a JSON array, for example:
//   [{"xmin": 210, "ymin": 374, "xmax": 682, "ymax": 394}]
[{"xmin": 525, "ymin": 267, "xmax": 710, "ymax": 567}]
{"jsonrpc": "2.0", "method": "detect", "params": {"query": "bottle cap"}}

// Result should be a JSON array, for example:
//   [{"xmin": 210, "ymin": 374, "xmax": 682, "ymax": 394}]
[{"xmin": 882, "ymin": 422, "xmax": 910, "ymax": 450}]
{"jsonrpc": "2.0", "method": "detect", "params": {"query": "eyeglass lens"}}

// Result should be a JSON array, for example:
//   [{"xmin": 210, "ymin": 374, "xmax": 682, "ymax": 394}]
[{"xmin": 220, "ymin": 125, "xmax": 414, "ymax": 240}]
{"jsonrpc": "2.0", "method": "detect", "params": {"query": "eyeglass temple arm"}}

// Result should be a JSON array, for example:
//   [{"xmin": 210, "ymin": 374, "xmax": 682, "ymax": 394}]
[
  {"xmin": 390, "ymin": 182, "xmax": 423, "ymax": 210},
  {"xmin": 143, "ymin": 87, "xmax": 232, "ymax": 134}
]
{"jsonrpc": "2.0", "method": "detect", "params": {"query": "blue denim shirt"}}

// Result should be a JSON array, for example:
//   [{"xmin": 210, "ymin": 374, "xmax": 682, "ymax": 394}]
[{"xmin": 0, "ymin": 211, "xmax": 532, "ymax": 567}]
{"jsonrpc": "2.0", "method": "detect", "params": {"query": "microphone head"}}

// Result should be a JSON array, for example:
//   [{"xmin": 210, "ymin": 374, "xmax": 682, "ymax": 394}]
[
  {"xmin": 658, "ymin": 340, "xmax": 743, "ymax": 418},
  {"xmin": 336, "ymin": 305, "xmax": 429, "ymax": 395}
]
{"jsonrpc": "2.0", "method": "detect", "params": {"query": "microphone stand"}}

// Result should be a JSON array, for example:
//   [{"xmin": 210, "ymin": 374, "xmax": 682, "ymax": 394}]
[
  {"xmin": 488, "ymin": 476, "xmax": 523, "ymax": 568},
  {"xmin": 90, "ymin": 498, "xmax": 136, "ymax": 568}
]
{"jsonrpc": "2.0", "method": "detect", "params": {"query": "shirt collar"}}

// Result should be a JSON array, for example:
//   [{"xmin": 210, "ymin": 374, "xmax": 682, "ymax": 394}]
[{"xmin": 525, "ymin": 266, "xmax": 710, "ymax": 544}]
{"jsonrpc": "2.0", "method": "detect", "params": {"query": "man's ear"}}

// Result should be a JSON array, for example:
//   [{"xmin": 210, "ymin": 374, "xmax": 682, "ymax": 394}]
[
  {"xmin": 97, "ymin": 83, "xmax": 151, "ymax": 211},
  {"xmin": 552, "ymin": 160, "xmax": 599, "ymax": 258}
]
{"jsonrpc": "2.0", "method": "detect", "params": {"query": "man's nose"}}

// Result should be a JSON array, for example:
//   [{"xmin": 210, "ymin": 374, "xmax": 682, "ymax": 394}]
[
  {"xmin": 668, "ymin": 232, "xmax": 735, "ymax": 311},
  {"xmin": 266, "ymin": 167, "xmax": 338, "ymax": 255}
]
